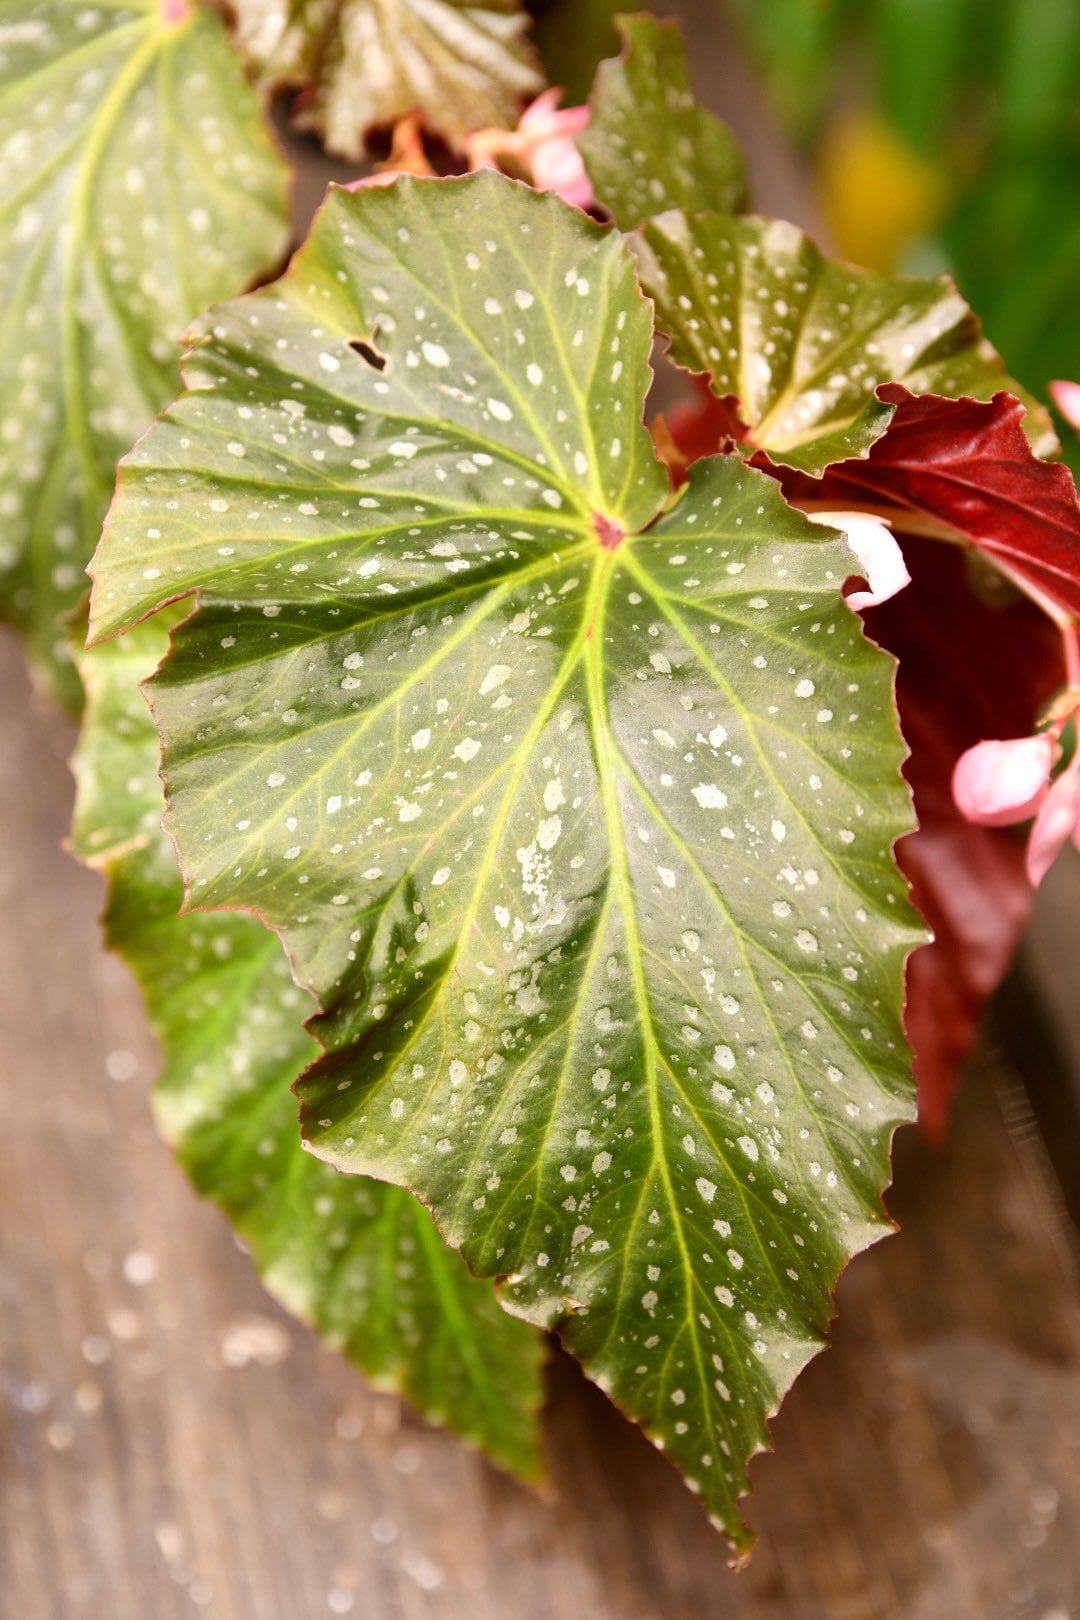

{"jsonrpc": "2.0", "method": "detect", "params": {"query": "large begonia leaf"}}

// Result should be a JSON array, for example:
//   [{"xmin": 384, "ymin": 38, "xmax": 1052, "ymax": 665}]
[
  {"xmin": 0, "ymin": 0, "xmax": 288, "ymax": 707},
  {"xmin": 90, "ymin": 174, "xmax": 923, "ymax": 1548},
  {"xmin": 632, "ymin": 210, "xmax": 1056, "ymax": 478},
  {"xmin": 72, "ymin": 609, "xmax": 545, "ymax": 1476},
  {"xmin": 577, "ymin": 14, "xmax": 747, "ymax": 230},
  {"xmin": 230, "ymin": 0, "xmax": 543, "ymax": 159}
]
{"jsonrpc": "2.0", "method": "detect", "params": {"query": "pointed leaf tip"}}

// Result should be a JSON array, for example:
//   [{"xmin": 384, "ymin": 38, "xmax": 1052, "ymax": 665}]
[{"xmin": 579, "ymin": 14, "xmax": 747, "ymax": 229}]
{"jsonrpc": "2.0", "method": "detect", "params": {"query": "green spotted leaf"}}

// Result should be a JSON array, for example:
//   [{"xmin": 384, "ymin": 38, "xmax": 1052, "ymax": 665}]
[
  {"xmin": 578, "ymin": 14, "xmax": 747, "ymax": 230},
  {"xmin": 633, "ymin": 209, "xmax": 1057, "ymax": 476},
  {"xmin": 72, "ymin": 608, "xmax": 545, "ymax": 1476},
  {"xmin": 0, "ymin": 0, "xmax": 289, "ymax": 706},
  {"xmin": 230, "ymin": 0, "xmax": 543, "ymax": 158},
  {"xmin": 90, "ymin": 173, "xmax": 922, "ymax": 1548}
]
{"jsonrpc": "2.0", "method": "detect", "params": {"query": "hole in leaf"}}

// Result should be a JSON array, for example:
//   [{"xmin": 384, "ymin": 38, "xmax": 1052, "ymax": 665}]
[{"xmin": 349, "ymin": 332, "xmax": 388, "ymax": 372}]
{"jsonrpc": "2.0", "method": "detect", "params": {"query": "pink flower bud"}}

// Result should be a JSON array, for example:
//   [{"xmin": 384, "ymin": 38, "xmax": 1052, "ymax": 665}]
[
  {"xmin": 1049, "ymin": 380, "xmax": 1080, "ymax": 434},
  {"xmin": 807, "ymin": 510, "xmax": 910, "ymax": 610},
  {"xmin": 518, "ymin": 90, "xmax": 589, "ymax": 139},
  {"xmin": 952, "ymin": 734, "xmax": 1055, "ymax": 827},
  {"xmin": 160, "ymin": 0, "xmax": 189, "ymax": 22},
  {"xmin": 1027, "ymin": 763, "xmax": 1080, "ymax": 885}
]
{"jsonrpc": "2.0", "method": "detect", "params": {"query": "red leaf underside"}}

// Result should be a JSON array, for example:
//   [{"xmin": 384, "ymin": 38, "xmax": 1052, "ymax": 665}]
[
  {"xmin": 865, "ymin": 541, "xmax": 1062, "ymax": 1139},
  {"xmin": 790, "ymin": 386, "xmax": 1080, "ymax": 618}
]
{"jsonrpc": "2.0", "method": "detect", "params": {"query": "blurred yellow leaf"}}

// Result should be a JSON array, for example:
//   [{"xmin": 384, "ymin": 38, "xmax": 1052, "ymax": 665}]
[{"xmin": 817, "ymin": 109, "xmax": 949, "ymax": 270}]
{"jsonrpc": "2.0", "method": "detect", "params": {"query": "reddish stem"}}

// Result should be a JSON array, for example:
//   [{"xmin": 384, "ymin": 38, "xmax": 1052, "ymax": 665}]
[{"xmin": 1065, "ymin": 622, "xmax": 1080, "ymax": 690}]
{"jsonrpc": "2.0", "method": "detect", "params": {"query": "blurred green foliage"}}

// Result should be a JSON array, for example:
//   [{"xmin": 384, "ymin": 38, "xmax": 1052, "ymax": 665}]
[
  {"xmin": 528, "ymin": 0, "xmax": 622, "ymax": 102},
  {"xmin": 723, "ymin": 0, "xmax": 1080, "ymax": 465}
]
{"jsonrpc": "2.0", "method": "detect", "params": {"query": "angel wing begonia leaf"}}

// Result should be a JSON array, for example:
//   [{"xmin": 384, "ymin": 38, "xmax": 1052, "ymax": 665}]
[
  {"xmin": 577, "ymin": 14, "xmax": 747, "ymax": 230},
  {"xmin": 90, "ymin": 173, "xmax": 923, "ymax": 1549},
  {"xmin": 0, "ymin": 0, "xmax": 289, "ymax": 707},
  {"xmin": 632, "ymin": 210, "xmax": 1056, "ymax": 478},
  {"xmin": 72, "ymin": 610, "xmax": 546, "ymax": 1477},
  {"xmin": 230, "ymin": 0, "xmax": 543, "ymax": 159}
]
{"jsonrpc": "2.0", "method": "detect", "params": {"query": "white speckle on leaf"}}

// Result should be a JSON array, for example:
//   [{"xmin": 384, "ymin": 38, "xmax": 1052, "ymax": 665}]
[
  {"xmin": 537, "ymin": 815, "xmax": 562, "ymax": 851},
  {"xmin": 479, "ymin": 664, "xmax": 511, "ymax": 695}
]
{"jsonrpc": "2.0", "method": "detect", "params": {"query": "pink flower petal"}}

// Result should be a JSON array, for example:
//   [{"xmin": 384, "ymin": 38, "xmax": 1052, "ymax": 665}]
[
  {"xmin": 531, "ymin": 140, "xmax": 594, "ymax": 210},
  {"xmin": 1049, "ymin": 380, "xmax": 1080, "ymax": 433},
  {"xmin": 808, "ymin": 510, "xmax": 911, "ymax": 610},
  {"xmin": 1027, "ymin": 764, "xmax": 1080, "ymax": 885},
  {"xmin": 519, "ymin": 90, "xmax": 591, "ymax": 142},
  {"xmin": 952, "ymin": 734, "xmax": 1055, "ymax": 827}
]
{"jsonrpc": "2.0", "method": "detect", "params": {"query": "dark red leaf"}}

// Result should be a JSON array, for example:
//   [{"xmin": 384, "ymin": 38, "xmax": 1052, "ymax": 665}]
[
  {"xmin": 788, "ymin": 386, "xmax": 1080, "ymax": 617},
  {"xmin": 865, "ymin": 541, "xmax": 1062, "ymax": 1140},
  {"xmin": 658, "ymin": 377, "xmax": 745, "ymax": 480}
]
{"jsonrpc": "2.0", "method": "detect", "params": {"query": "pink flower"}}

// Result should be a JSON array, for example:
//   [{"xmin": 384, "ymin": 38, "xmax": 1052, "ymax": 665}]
[
  {"xmin": 1026, "ymin": 764, "xmax": 1080, "ymax": 885},
  {"xmin": 952, "ymin": 734, "xmax": 1055, "ymax": 827},
  {"xmin": 1050, "ymin": 380, "xmax": 1080, "ymax": 434},
  {"xmin": 467, "ymin": 92, "xmax": 594, "ymax": 211},
  {"xmin": 517, "ymin": 91, "xmax": 594, "ymax": 210},
  {"xmin": 808, "ymin": 510, "xmax": 911, "ymax": 610},
  {"xmin": 160, "ymin": 0, "xmax": 189, "ymax": 21}
]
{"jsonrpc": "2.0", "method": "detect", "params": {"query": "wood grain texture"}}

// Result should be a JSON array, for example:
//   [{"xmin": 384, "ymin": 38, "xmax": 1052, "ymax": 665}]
[{"xmin": 4, "ymin": 626, "xmax": 1080, "ymax": 1620}]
